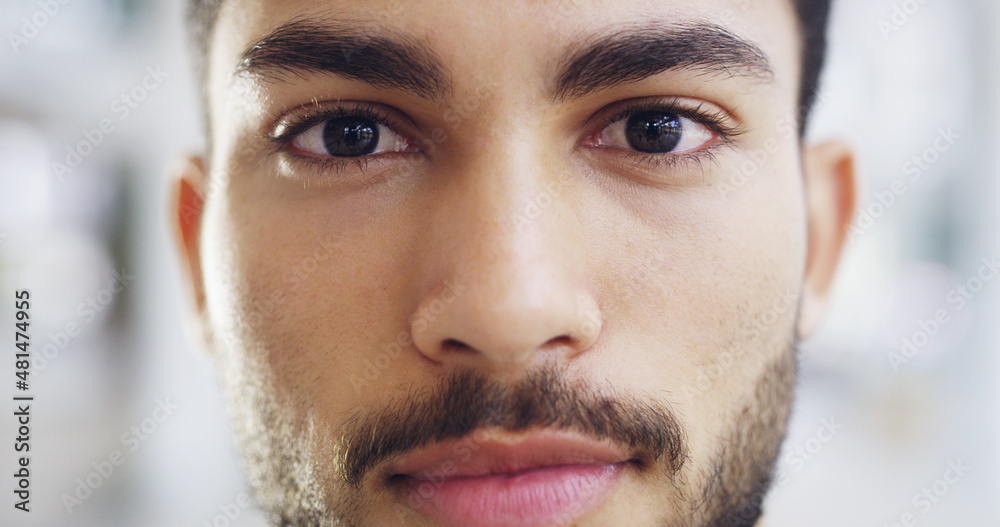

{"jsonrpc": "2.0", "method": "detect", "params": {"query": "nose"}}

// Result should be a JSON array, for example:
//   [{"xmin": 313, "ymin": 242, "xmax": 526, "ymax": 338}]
[{"xmin": 410, "ymin": 142, "xmax": 602, "ymax": 371}]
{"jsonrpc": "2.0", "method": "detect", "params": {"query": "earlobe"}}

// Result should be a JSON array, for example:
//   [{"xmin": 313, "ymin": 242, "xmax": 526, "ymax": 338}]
[
  {"xmin": 797, "ymin": 140, "xmax": 856, "ymax": 339},
  {"xmin": 170, "ymin": 155, "xmax": 211, "ymax": 345}
]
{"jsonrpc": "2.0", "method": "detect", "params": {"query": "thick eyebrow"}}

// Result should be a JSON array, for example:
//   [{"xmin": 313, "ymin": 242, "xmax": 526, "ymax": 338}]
[
  {"xmin": 554, "ymin": 22, "xmax": 774, "ymax": 100},
  {"xmin": 235, "ymin": 20, "xmax": 450, "ymax": 100}
]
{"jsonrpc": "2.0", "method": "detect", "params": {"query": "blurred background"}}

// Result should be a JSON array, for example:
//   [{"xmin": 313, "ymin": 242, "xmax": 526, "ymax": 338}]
[{"xmin": 0, "ymin": 0, "xmax": 997, "ymax": 525}]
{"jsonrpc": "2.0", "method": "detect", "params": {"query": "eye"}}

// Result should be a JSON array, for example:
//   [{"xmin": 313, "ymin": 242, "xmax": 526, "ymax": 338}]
[
  {"xmin": 595, "ymin": 110, "xmax": 716, "ymax": 154},
  {"xmin": 288, "ymin": 115, "xmax": 412, "ymax": 158}
]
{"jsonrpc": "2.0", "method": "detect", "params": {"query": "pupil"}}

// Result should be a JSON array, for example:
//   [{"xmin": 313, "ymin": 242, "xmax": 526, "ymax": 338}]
[
  {"xmin": 625, "ymin": 111, "xmax": 682, "ymax": 153},
  {"xmin": 323, "ymin": 117, "xmax": 378, "ymax": 157}
]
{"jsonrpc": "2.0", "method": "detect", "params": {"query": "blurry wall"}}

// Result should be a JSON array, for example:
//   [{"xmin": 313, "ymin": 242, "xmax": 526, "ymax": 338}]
[{"xmin": 1, "ymin": 1, "xmax": 268, "ymax": 525}]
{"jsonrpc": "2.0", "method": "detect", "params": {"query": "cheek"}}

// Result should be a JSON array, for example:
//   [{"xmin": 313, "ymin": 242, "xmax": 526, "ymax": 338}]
[
  {"xmin": 589, "ymin": 152, "xmax": 806, "ymax": 458},
  {"xmin": 200, "ymin": 176, "xmax": 419, "ymax": 412}
]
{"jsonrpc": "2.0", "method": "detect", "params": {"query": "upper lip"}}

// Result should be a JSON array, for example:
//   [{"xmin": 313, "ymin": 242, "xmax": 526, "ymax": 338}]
[{"xmin": 383, "ymin": 428, "xmax": 639, "ymax": 481}]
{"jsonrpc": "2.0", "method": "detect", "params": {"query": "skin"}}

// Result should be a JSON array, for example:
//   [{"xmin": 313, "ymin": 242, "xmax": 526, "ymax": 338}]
[{"xmin": 173, "ymin": 0, "xmax": 856, "ymax": 525}]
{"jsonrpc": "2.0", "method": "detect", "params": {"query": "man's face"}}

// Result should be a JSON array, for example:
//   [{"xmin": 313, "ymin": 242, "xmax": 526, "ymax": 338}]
[{"xmin": 176, "ymin": 0, "xmax": 850, "ymax": 525}]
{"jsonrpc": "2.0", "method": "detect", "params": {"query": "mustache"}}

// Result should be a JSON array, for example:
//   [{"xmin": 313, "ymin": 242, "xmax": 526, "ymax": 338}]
[{"xmin": 336, "ymin": 365, "xmax": 688, "ymax": 488}]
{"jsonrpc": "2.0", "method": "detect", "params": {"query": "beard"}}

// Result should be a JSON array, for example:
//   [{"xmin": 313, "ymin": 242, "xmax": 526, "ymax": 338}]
[
  {"xmin": 691, "ymin": 345, "xmax": 796, "ymax": 527},
  {"xmin": 217, "ymin": 337, "xmax": 796, "ymax": 527}
]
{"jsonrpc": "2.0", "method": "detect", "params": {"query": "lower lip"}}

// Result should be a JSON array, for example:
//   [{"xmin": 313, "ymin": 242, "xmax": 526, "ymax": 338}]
[{"xmin": 396, "ymin": 463, "xmax": 627, "ymax": 527}]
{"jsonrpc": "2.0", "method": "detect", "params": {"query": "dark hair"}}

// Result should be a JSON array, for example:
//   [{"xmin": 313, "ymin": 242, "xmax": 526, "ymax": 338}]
[
  {"xmin": 793, "ymin": 0, "xmax": 832, "ymax": 129},
  {"xmin": 186, "ymin": 0, "xmax": 831, "ymax": 133}
]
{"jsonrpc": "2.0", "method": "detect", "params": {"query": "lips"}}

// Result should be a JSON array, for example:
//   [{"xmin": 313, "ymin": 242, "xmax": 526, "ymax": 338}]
[{"xmin": 384, "ymin": 429, "xmax": 638, "ymax": 527}]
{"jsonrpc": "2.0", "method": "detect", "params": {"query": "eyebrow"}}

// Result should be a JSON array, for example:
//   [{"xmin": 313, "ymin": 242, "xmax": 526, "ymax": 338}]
[
  {"xmin": 554, "ymin": 22, "xmax": 774, "ymax": 100},
  {"xmin": 235, "ymin": 20, "xmax": 772, "ymax": 102},
  {"xmin": 235, "ymin": 20, "xmax": 450, "ymax": 100}
]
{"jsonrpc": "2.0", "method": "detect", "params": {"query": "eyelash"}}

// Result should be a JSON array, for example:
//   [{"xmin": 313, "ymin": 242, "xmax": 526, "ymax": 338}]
[
  {"xmin": 593, "ymin": 99, "xmax": 745, "ymax": 173},
  {"xmin": 268, "ymin": 99, "xmax": 744, "ymax": 178},
  {"xmin": 270, "ymin": 103, "xmax": 406, "ymax": 175}
]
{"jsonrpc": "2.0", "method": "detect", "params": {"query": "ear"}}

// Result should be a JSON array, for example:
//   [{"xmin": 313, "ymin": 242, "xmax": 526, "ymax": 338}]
[
  {"xmin": 797, "ymin": 140, "xmax": 856, "ymax": 339},
  {"xmin": 170, "ymin": 155, "xmax": 211, "ymax": 348}
]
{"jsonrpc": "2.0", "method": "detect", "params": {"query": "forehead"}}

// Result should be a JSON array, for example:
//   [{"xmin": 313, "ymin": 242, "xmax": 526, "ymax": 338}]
[{"xmin": 207, "ymin": 0, "xmax": 801, "ymax": 99}]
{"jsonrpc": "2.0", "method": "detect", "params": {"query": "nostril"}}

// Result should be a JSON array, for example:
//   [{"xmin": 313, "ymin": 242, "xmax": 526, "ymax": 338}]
[
  {"xmin": 442, "ymin": 338, "xmax": 472, "ymax": 353},
  {"xmin": 546, "ymin": 335, "xmax": 576, "ymax": 349}
]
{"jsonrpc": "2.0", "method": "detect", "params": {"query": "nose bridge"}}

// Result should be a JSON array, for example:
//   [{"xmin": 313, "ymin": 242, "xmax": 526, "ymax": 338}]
[
  {"xmin": 457, "ymin": 137, "xmax": 568, "ymax": 282},
  {"xmin": 411, "ymin": 132, "xmax": 601, "ymax": 368},
  {"xmin": 445, "ymin": 137, "xmax": 577, "ymax": 314}
]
